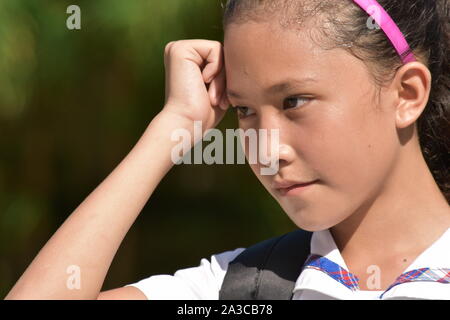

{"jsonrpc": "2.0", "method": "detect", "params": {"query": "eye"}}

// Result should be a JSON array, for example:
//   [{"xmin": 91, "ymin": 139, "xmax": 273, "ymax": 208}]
[
  {"xmin": 232, "ymin": 96, "xmax": 310, "ymax": 119},
  {"xmin": 283, "ymin": 96, "xmax": 310, "ymax": 110},
  {"xmin": 232, "ymin": 106, "xmax": 255, "ymax": 119}
]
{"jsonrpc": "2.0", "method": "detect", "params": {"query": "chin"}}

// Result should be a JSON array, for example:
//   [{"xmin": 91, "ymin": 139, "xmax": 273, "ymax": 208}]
[{"xmin": 284, "ymin": 206, "xmax": 347, "ymax": 232}]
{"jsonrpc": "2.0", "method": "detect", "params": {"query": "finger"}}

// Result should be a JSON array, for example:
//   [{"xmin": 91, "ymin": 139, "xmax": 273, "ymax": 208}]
[
  {"xmin": 202, "ymin": 58, "xmax": 222, "ymax": 84},
  {"xmin": 208, "ymin": 76, "xmax": 219, "ymax": 107},
  {"xmin": 194, "ymin": 42, "xmax": 223, "ymax": 83},
  {"xmin": 166, "ymin": 40, "xmax": 223, "ymax": 76},
  {"xmin": 219, "ymin": 92, "xmax": 231, "ymax": 111},
  {"xmin": 213, "ymin": 67, "xmax": 229, "ymax": 110}
]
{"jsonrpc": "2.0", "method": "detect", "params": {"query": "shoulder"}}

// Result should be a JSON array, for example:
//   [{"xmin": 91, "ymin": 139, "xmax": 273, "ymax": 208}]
[{"xmin": 124, "ymin": 247, "xmax": 246, "ymax": 300}]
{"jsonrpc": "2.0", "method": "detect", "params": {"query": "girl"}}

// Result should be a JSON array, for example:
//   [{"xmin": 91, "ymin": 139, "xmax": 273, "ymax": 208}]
[{"xmin": 5, "ymin": 0, "xmax": 449, "ymax": 300}]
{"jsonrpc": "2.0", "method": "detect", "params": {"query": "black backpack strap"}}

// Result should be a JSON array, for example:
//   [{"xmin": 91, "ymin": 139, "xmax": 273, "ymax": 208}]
[{"xmin": 219, "ymin": 229, "xmax": 313, "ymax": 300}]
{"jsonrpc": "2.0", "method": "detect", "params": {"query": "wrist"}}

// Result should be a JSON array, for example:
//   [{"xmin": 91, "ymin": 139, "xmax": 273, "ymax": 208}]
[
  {"xmin": 138, "ymin": 109, "xmax": 199, "ymax": 167},
  {"xmin": 155, "ymin": 108, "xmax": 197, "ymax": 131}
]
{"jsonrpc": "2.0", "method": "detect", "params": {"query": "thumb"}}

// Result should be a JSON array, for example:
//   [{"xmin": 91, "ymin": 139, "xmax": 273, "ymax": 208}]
[{"xmin": 200, "ymin": 44, "xmax": 224, "ymax": 83}]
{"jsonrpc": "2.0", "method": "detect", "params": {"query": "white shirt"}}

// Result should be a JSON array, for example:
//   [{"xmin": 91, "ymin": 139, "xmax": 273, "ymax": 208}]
[{"xmin": 125, "ymin": 228, "xmax": 450, "ymax": 300}]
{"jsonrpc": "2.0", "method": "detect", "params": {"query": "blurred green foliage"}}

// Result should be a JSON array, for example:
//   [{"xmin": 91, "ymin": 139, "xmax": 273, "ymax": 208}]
[{"xmin": 0, "ymin": 0, "xmax": 296, "ymax": 298}]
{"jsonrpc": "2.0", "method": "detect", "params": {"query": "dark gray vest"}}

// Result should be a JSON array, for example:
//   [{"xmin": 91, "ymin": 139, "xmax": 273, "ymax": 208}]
[{"xmin": 219, "ymin": 229, "xmax": 313, "ymax": 300}]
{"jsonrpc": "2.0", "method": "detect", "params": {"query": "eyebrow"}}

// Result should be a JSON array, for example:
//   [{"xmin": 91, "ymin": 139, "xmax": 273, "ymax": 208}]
[{"xmin": 227, "ymin": 77, "xmax": 318, "ymax": 99}]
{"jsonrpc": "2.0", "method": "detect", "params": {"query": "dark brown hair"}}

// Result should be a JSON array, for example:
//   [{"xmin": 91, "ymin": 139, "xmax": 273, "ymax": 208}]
[{"xmin": 223, "ymin": 0, "xmax": 450, "ymax": 203}]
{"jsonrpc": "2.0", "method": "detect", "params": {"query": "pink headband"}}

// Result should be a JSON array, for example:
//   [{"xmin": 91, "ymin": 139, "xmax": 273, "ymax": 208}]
[{"xmin": 352, "ymin": 0, "xmax": 416, "ymax": 64}]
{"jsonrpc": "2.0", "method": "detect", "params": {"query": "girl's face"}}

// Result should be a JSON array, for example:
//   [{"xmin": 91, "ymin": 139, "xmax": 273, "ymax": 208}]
[{"xmin": 224, "ymin": 21, "xmax": 400, "ymax": 231}]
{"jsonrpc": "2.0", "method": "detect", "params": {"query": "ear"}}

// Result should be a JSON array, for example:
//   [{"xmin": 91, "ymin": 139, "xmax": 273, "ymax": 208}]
[{"xmin": 392, "ymin": 62, "xmax": 432, "ymax": 129}]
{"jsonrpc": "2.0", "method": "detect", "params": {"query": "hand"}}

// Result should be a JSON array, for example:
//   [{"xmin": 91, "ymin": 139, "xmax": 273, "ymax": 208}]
[{"xmin": 161, "ymin": 39, "xmax": 230, "ymax": 132}]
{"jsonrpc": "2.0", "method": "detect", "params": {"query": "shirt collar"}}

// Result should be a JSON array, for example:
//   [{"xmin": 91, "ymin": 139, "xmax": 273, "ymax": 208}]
[{"xmin": 293, "ymin": 228, "xmax": 450, "ymax": 299}]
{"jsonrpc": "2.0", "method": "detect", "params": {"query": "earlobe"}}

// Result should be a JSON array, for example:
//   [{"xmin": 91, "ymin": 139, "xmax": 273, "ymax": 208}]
[{"xmin": 394, "ymin": 62, "xmax": 432, "ymax": 129}]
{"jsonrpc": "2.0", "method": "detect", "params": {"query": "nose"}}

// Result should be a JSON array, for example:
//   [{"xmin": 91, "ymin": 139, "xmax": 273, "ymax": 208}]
[
  {"xmin": 257, "ymin": 112, "xmax": 296, "ymax": 173},
  {"xmin": 277, "ymin": 144, "xmax": 296, "ymax": 166}
]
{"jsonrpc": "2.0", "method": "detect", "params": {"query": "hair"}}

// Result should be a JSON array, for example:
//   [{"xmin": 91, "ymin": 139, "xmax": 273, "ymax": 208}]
[{"xmin": 222, "ymin": 0, "xmax": 450, "ymax": 203}]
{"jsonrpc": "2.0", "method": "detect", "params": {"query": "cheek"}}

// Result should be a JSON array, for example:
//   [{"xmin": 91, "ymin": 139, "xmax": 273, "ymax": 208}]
[
  {"xmin": 305, "ymin": 106, "xmax": 397, "ymax": 195},
  {"xmin": 282, "ymin": 110, "xmax": 398, "ymax": 231}
]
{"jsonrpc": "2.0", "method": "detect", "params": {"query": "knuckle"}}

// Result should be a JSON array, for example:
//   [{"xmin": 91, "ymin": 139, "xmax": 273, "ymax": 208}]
[
  {"xmin": 212, "ymin": 40, "xmax": 222, "ymax": 47},
  {"xmin": 166, "ymin": 41, "xmax": 186, "ymax": 57},
  {"xmin": 164, "ymin": 41, "xmax": 174, "ymax": 54}
]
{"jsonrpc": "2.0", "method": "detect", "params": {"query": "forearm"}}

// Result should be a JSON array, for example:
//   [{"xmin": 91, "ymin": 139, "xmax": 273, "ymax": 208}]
[{"xmin": 5, "ymin": 111, "xmax": 194, "ymax": 300}]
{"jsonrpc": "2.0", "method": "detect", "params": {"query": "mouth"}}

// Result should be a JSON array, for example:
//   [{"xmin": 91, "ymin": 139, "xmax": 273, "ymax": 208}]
[{"xmin": 275, "ymin": 180, "xmax": 319, "ymax": 196}]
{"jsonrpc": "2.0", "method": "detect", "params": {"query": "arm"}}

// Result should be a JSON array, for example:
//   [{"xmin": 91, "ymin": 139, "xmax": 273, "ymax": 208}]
[
  {"xmin": 97, "ymin": 287, "xmax": 147, "ymax": 300},
  {"xmin": 4, "ymin": 40, "xmax": 229, "ymax": 300},
  {"xmin": 5, "ymin": 112, "xmax": 192, "ymax": 300}
]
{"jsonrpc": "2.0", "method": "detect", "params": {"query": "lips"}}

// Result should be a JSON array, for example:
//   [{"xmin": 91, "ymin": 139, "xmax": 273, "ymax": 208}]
[
  {"xmin": 272, "ymin": 179, "xmax": 318, "ymax": 190},
  {"xmin": 272, "ymin": 179, "xmax": 319, "ymax": 195}
]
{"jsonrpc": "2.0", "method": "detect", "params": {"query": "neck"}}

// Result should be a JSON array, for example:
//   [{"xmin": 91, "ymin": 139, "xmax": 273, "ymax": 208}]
[{"xmin": 330, "ymin": 140, "xmax": 450, "ymax": 262}]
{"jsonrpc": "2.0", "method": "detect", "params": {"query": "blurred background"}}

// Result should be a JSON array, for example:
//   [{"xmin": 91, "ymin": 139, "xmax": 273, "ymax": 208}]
[{"xmin": 0, "ymin": 0, "xmax": 297, "ymax": 297}]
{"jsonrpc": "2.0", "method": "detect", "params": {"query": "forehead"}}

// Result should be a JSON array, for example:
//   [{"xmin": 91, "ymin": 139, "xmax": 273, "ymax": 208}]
[{"xmin": 223, "ymin": 22, "xmax": 332, "ymax": 87}]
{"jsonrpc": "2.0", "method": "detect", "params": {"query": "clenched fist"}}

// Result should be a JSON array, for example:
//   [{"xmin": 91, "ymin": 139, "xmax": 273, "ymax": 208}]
[{"xmin": 162, "ymin": 40, "xmax": 230, "ymax": 132}]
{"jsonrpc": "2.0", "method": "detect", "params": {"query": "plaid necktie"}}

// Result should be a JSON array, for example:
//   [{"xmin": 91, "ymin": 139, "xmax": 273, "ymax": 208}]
[{"xmin": 302, "ymin": 254, "xmax": 450, "ymax": 298}]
